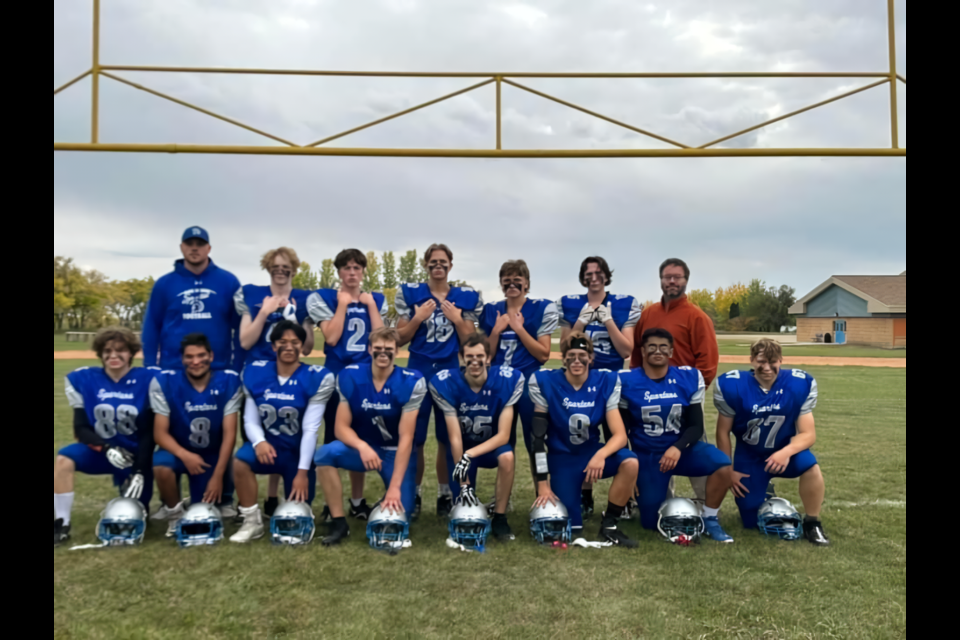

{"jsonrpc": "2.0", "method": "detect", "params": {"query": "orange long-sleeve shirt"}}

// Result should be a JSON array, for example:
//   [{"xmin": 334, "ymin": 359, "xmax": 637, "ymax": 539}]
[{"xmin": 630, "ymin": 295, "xmax": 720, "ymax": 387}]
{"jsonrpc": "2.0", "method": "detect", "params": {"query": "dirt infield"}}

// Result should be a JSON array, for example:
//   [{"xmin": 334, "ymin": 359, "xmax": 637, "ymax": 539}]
[{"xmin": 54, "ymin": 351, "xmax": 906, "ymax": 368}]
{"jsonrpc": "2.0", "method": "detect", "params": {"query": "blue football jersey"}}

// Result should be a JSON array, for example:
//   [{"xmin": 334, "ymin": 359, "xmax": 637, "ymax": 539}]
[
  {"xmin": 714, "ymin": 369, "xmax": 819, "ymax": 456},
  {"xmin": 557, "ymin": 294, "xmax": 642, "ymax": 371},
  {"xmin": 243, "ymin": 361, "xmax": 336, "ymax": 453},
  {"xmin": 429, "ymin": 367, "xmax": 525, "ymax": 446},
  {"xmin": 619, "ymin": 366, "xmax": 706, "ymax": 454},
  {"xmin": 64, "ymin": 367, "xmax": 161, "ymax": 451},
  {"xmin": 528, "ymin": 369, "xmax": 621, "ymax": 456},
  {"xmin": 338, "ymin": 364, "xmax": 427, "ymax": 450},
  {"xmin": 150, "ymin": 369, "xmax": 244, "ymax": 454},
  {"xmin": 395, "ymin": 284, "xmax": 484, "ymax": 365},
  {"xmin": 307, "ymin": 289, "xmax": 389, "ymax": 374},
  {"xmin": 234, "ymin": 286, "xmax": 311, "ymax": 367},
  {"xmin": 479, "ymin": 299, "xmax": 560, "ymax": 377}
]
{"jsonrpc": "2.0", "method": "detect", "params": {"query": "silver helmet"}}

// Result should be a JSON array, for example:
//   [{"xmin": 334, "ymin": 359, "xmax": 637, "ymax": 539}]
[
  {"xmin": 175, "ymin": 503, "xmax": 224, "ymax": 548},
  {"xmin": 98, "ymin": 498, "xmax": 147, "ymax": 547},
  {"xmin": 366, "ymin": 504, "xmax": 410, "ymax": 553},
  {"xmin": 758, "ymin": 498, "xmax": 803, "ymax": 540},
  {"xmin": 658, "ymin": 498, "xmax": 704, "ymax": 546},
  {"xmin": 448, "ymin": 502, "xmax": 491, "ymax": 552},
  {"xmin": 530, "ymin": 501, "xmax": 573, "ymax": 546},
  {"xmin": 271, "ymin": 502, "xmax": 316, "ymax": 546}
]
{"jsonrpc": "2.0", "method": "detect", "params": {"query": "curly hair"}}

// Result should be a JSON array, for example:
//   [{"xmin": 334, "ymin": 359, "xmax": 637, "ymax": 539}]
[
  {"xmin": 260, "ymin": 247, "xmax": 302, "ymax": 274},
  {"xmin": 93, "ymin": 327, "xmax": 142, "ymax": 361}
]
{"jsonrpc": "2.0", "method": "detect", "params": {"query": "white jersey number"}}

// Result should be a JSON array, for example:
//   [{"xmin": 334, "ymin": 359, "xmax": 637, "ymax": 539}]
[
  {"xmin": 259, "ymin": 405, "xmax": 301, "ymax": 437},
  {"xmin": 500, "ymin": 339, "xmax": 519, "ymax": 367},
  {"xmin": 460, "ymin": 416, "xmax": 494, "ymax": 442},
  {"xmin": 641, "ymin": 405, "xmax": 683, "ymax": 438},
  {"xmin": 568, "ymin": 414, "xmax": 591, "ymax": 446},
  {"xmin": 346, "ymin": 318, "xmax": 367, "ymax": 353},
  {"xmin": 189, "ymin": 418, "xmax": 212, "ymax": 449},
  {"xmin": 93, "ymin": 404, "xmax": 139, "ymax": 439},
  {"xmin": 744, "ymin": 416, "xmax": 787, "ymax": 449}
]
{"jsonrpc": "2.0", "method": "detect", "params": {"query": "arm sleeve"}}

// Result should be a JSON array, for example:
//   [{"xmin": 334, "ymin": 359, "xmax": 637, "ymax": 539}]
[
  {"xmin": 299, "ymin": 387, "xmax": 328, "ymax": 471},
  {"xmin": 394, "ymin": 288, "xmax": 411, "ymax": 322},
  {"xmin": 149, "ymin": 377, "xmax": 171, "ymax": 417},
  {"xmin": 307, "ymin": 292, "xmax": 335, "ymax": 324},
  {"xmin": 234, "ymin": 287, "xmax": 250, "ymax": 317},
  {"xmin": 692, "ymin": 311, "xmax": 720, "ymax": 388},
  {"xmin": 403, "ymin": 378, "xmax": 427, "ymax": 413},
  {"xmin": 134, "ymin": 407, "xmax": 156, "ymax": 474},
  {"xmin": 624, "ymin": 298, "xmax": 643, "ymax": 330},
  {"xmin": 73, "ymin": 409, "xmax": 107, "ymax": 448},
  {"xmin": 528, "ymin": 374, "xmax": 548, "ymax": 411},
  {"xmin": 243, "ymin": 393, "xmax": 267, "ymax": 447},
  {"xmin": 556, "ymin": 299, "xmax": 571, "ymax": 329},
  {"xmin": 675, "ymin": 404, "xmax": 705, "ymax": 451},
  {"xmin": 430, "ymin": 382, "xmax": 458, "ymax": 417},
  {"xmin": 800, "ymin": 378, "xmax": 819, "ymax": 415},
  {"xmin": 141, "ymin": 288, "xmax": 164, "ymax": 368},
  {"xmin": 506, "ymin": 374, "xmax": 525, "ymax": 407},
  {"xmin": 713, "ymin": 379, "xmax": 737, "ymax": 418},
  {"xmin": 538, "ymin": 302, "xmax": 560, "ymax": 338}
]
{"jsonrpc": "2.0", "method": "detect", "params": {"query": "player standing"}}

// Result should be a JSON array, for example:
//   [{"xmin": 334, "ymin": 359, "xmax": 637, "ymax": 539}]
[
  {"xmin": 230, "ymin": 321, "xmax": 336, "ymax": 544},
  {"xmin": 619, "ymin": 329, "xmax": 735, "ymax": 543},
  {"xmin": 429, "ymin": 334, "xmax": 521, "ymax": 542},
  {"xmin": 315, "ymin": 328, "xmax": 425, "ymax": 546},
  {"xmin": 714, "ymin": 339, "xmax": 830, "ymax": 546},
  {"xmin": 151, "ymin": 334, "xmax": 244, "ymax": 537},
  {"xmin": 54, "ymin": 328, "xmax": 159, "ymax": 546},
  {"xmin": 395, "ymin": 244, "xmax": 483, "ymax": 517},
  {"xmin": 529, "ymin": 333, "xmax": 640, "ymax": 547},
  {"xmin": 480, "ymin": 260, "xmax": 558, "ymax": 484},
  {"xmin": 307, "ymin": 249, "xmax": 389, "ymax": 521}
]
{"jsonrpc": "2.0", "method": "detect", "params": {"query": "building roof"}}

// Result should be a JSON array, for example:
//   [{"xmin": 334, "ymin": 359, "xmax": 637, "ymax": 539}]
[{"xmin": 790, "ymin": 274, "xmax": 906, "ymax": 315}]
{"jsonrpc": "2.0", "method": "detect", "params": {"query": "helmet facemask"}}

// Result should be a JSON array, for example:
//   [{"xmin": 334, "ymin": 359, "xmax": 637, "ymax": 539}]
[
  {"xmin": 177, "ymin": 520, "xmax": 224, "ymax": 548},
  {"xmin": 659, "ymin": 516, "xmax": 704, "ymax": 546},
  {"xmin": 271, "ymin": 517, "xmax": 316, "ymax": 546}
]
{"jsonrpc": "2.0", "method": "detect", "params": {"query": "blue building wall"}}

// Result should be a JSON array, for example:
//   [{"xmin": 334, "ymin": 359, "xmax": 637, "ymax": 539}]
[{"xmin": 803, "ymin": 285, "xmax": 871, "ymax": 318}]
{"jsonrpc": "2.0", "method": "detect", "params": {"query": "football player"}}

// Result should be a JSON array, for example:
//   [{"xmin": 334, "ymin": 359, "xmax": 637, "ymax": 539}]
[
  {"xmin": 55, "ymin": 327, "xmax": 159, "ymax": 547},
  {"xmin": 395, "ymin": 244, "xmax": 483, "ymax": 517},
  {"xmin": 620, "ymin": 329, "xmax": 736, "ymax": 543},
  {"xmin": 714, "ymin": 339, "xmax": 830, "ymax": 546},
  {"xmin": 528, "ymin": 333, "xmax": 640, "ymax": 547},
  {"xmin": 151, "ymin": 334, "xmax": 244, "ymax": 537},
  {"xmin": 307, "ymin": 249, "xmax": 389, "ymax": 522},
  {"xmin": 230, "ymin": 321, "xmax": 336, "ymax": 544},
  {"xmin": 235, "ymin": 247, "xmax": 314, "ymax": 516},
  {"xmin": 315, "ymin": 328, "xmax": 425, "ymax": 547},
  {"xmin": 429, "ymin": 334, "xmax": 522, "ymax": 542},
  {"xmin": 479, "ymin": 260, "xmax": 559, "ymax": 484}
]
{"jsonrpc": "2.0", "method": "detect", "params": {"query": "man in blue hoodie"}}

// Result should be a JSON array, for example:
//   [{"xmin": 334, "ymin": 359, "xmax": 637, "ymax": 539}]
[{"xmin": 141, "ymin": 227, "xmax": 243, "ymax": 517}]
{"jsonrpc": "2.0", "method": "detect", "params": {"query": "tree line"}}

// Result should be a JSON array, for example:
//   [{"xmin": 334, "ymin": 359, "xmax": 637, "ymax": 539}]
[{"xmin": 684, "ymin": 280, "xmax": 798, "ymax": 333}]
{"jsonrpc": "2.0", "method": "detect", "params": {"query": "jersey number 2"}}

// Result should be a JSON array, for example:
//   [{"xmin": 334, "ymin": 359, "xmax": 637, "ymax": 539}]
[{"xmin": 346, "ymin": 318, "xmax": 367, "ymax": 353}]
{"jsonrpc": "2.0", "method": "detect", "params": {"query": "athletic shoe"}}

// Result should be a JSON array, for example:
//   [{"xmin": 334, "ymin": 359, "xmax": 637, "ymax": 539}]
[
  {"xmin": 54, "ymin": 519, "xmax": 71, "ymax": 548},
  {"xmin": 165, "ymin": 503, "xmax": 185, "ymax": 539},
  {"xmin": 229, "ymin": 508, "xmax": 265, "ymax": 544},
  {"xmin": 264, "ymin": 498, "xmax": 280, "ymax": 518},
  {"xmin": 703, "ymin": 516, "xmax": 735, "ymax": 544},
  {"xmin": 350, "ymin": 500, "xmax": 373, "ymax": 521},
  {"xmin": 412, "ymin": 497, "xmax": 423, "ymax": 521},
  {"xmin": 218, "ymin": 503, "xmax": 238, "ymax": 520},
  {"xmin": 581, "ymin": 493, "xmax": 595, "ymax": 520},
  {"xmin": 150, "ymin": 504, "xmax": 177, "ymax": 521},
  {"xmin": 322, "ymin": 520, "xmax": 350, "ymax": 547},
  {"xmin": 803, "ymin": 521, "xmax": 831, "ymax": 547},
  {"xmin": 320, "ymin": 506, "xmax": 333, "ymax": 525},
  {"xmin": 600, "ymin": 514, "xmax": 638, "ymax": 549},
  {"xmin": 766, "ymin": 483, "xmax": 778, "ymax": 500},
  {"xmin": 492, "ymin": 515, "xmax": 515, "ymax": 542},
  {"xmin": 621, "ymin": 498, "xmax": 638, "ymax": 521},
  {"xmin": 437, "ymin": 495, "xmax": 453, "ymax": 518}
]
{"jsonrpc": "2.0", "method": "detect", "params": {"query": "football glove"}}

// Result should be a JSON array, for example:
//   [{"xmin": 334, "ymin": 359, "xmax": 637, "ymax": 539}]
[
  {"xmin": 105, "ymin": 446, "xmax": 135, "ymax": 470},
  {"xmin": 459, "ymin": 486, "xmax": 481, "ymax": 509},
  {"xmin": 595, "ymin": 303, "xmax": 612, "ymax": 325},
  {"xmin": 578, "ymin": 303, "xmax": 598, "ymax": 327},
  {"xmin": 452, "ymin": 454, "xmax": 473, "ymax": 485},
  {"xmin": 121, "ymin": 473, "xmax": 145, "ymax": 501}
]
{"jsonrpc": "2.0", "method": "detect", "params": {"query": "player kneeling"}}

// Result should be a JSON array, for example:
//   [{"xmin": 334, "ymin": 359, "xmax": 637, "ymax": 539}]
[
  {"xmin": 151, "ymin": 334, "xmax": 243, "ymax": 538},
  {"xmin": 620, "ymin": 329, "xmax": 735, "ymax": 544},
  {"xmin": 529, "ymin": 333, "xmax": 640, "ymax": 548},
  {"xmin": 715, "ymin": 339, "xmax": 830, "ymax": 546},
  {"xmin": 430, "ymin": 334, "xmax": 522, "ymax": 543},
  {"xmin": 231, "ymin": 321, "xmax": 336, "ymax": 543},
  {"xmin": 315, "ymin": 328, "xmax": 425, "ymax": 547}
]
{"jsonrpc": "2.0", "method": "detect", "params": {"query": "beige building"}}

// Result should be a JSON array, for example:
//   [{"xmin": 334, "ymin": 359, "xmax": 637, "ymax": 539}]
[{"xmin": 790, "ymin": 274, "xmax": 906, "ymax": 348}]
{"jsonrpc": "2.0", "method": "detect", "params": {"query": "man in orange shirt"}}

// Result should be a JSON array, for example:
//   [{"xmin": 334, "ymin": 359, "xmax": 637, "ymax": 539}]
[{"xmin": 630, "ymin": 259, "xmax": 719, "ymax": 503}]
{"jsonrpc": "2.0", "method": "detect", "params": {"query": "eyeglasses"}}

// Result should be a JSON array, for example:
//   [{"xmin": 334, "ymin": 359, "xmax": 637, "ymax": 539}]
[
  {"xmin": 645, "ymin": 345, "xmax": 673, "ymax": 354},
  {"xmin": 661, "ymin": 275, "xmax": 686, "ymax": 283}
]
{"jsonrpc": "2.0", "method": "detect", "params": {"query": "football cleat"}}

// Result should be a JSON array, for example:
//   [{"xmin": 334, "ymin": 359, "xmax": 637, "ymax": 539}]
[
  {"xmin": 703, "ymin": 517, "xmax": 735, "ymax": 544},
  {"xmin": 492, "ymin": 514, "xmax": 515, "ymax": 542},
  {"xmin": 54, "ymin": 519, "xmax": 71, "ymax": 548},
  {"xmin": 758, "ymin": 498, "xmax": 803, "ymax": 541},
  {"xmin": 658, "ymin": 498, "xmax": 704, "ymax": 546},
  {"xmin": 412, "ymin": 497, "xmax": 423, "ymax": 521},
  {"xmin": 366, "ymin": 504, "xmax": 410, "ymax": 553},
  {"xmin": 164, "ymin": 503, "xmax": 185, "ymax": 539},
  {"xmin": 319, "ymin": 506, "xmax": 333, "ymax": 525},
  {"xmin": 621, "ymin": 498, "xmax": 638, "ymax": 521},
  {"xmin": 600, "ymin": 514, "xmax": 639, "ymax": 549},
  {"xmin": 271, "ymin": 502, "xmax": 316, "ymax": 546},
  {"xmin": 322, "ymin": 519, "xmax": 351, "ymax": 547},
  {"xmin": 803, "ymin": 520, "xmax": 831, "ymax": 547},
  {"xmin": 581, "ymin": 492, "xmax": 595, "ymax": 520},
  {"xmin": 487, "ymin": 498, "xmax": 514, "ymax": 514},
  {"xmin": 229, "ymin": 507, "xmax": 265, "ymax": 544},
  {"xmin": 530, "ymin": 501, "xmax": 573, "ymax": 546},
  {"xmin": 437, "ymin": 495, "xmax": 453, "ymax": 518},
  {"xmin": 350, "ymin": 500, "xmax": 373, "ymax": 521},
  {"xmin": 175, "ymin": 503, "xmax": 225, "ymax": 548},
  {"xmin": 264, "ymin": 497, "xmax": 280, "ymax": 518},
  {"xmin": 218, "ymin": 503, "xmax": 238, "ymax": 521},
  {"xmin": 97, "ymin": 498, "xmax": 148, "ymax": 547},
  {"xmin": 150, "ymin": 503, "xmax": 177, "ymax": 522}
]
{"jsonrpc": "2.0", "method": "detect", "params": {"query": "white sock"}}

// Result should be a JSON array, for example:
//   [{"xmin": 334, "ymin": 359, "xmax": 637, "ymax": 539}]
[
  {"xmin": 438, "ymin": 484, "xmax": 452, "ymax": 498},
  {"xmin": 350, "ymin": 499, "xmax": 364, "ymax": 508},
  {"xmin": 702, "ymin": 507, "xmax": 720, "ymax": 519},
  {"xmin": 54, "ymin": 493, "xmax": 75, "ymax": 526},
  {"xmin": 239, "ymin": 505, "xmax": 261, "ymax": 522}
]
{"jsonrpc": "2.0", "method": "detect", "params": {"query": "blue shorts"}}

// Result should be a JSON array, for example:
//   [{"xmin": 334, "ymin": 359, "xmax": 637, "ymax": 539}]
[
  {"xmin": 548, "ymin": 445, "xmax": 638, "ymax": 530},
  {"xmin": 58, "ymin": 443, "xmax": 154, "ymax": 510},
  {"xmin": 315, "ymin": 441, "xmax": 418, "ymax": 516},
  {"xmin": 734, "ymin": 448, "xmax": 819, "ymax": 529},
  {"xmin": 235, "ymin": 443, "xmax": 317, "ymax": 505},
  {"xmin": 444, "ymin": 444, "xmax": 514, "ymax": 501},
  {"xmin": 409, "ymin": 355, "xmax": 460, "ymax": 447},
  {"xmin": 634, "ymin": 442, "xmax": 732, "ymax": 530},
  {"xmin": 153, "ymin": 450, "xmax": 234, "ymax": 505}
]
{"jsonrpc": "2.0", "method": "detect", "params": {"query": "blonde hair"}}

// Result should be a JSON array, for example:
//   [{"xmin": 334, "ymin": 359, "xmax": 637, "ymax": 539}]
[
  {"xmin": 423, "ymin": 244, "xmax": 454, "ymax": 266},
  {"xmin": 751, "ymin": 339, "xmax": 783, "ymax": 363},
  {"xmin": 369, "ymin": 327, "xmax": 401, "ymax": 347},
  {"xmin": 260, "ymin": 247, "xmax": 301, "ymax": 274}
]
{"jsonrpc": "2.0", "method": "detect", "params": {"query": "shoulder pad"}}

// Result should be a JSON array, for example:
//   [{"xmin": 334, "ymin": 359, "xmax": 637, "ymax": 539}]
[
  {"xmin": 251, "ymin": 361, "xmax": 269, "ymax": 368},
  {"xmin": 619, "ymin": 369, "xmax": 632, "ymax": 375},
  {"xmin": 405, "ymin": 283, "xmax": 422, "ymax": 289},
  {"xmin": 161, "ymin": 370, "xmax": 179, "ymax": 376},
  {"xmin": 72, "ymin": 367, "xmax": 91, "ymax": 373},
  {"xmin": 566, "ymin": 295, "xmax": 582, "ymax": 301},
  {"xmin": 597, "ymin": 368, "xmax": 613, "ymax": 373},
  {"xmin": 402, "ymin": 370, "xmax": 418, "ymax": 377},
  {"xmin": 458, "ymin": 286, "xmax": 475, "ymax": 292}
]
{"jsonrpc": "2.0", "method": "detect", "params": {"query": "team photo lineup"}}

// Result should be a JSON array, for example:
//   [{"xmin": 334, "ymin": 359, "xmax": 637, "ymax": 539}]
[{"xmin": 53, "ymin": 225, "xmax": 831, "ymax": 553}]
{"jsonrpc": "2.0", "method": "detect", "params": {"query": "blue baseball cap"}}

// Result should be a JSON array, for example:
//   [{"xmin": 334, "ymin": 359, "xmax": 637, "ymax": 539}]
[{"xmin": 182, "ymin": 227, "xmax": 210, "ymax": 244}]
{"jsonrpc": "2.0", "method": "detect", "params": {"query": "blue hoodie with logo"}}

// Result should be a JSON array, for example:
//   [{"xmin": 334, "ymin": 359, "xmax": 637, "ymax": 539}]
[{"xmin": 142, "ymin": 260, "xmax": 242, "ymax": 371}]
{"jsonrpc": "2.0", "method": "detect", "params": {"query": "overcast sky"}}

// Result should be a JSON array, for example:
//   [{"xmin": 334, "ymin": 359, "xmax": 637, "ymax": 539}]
[{"xmin": 54, "ymin": 0, "xmax": 907, "ymax": 304}]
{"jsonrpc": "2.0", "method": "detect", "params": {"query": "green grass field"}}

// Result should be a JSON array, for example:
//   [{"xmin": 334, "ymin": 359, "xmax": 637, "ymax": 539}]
[{"xmin": 53, "ymin": 358, "xmax": 906, "ymax": 640}]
